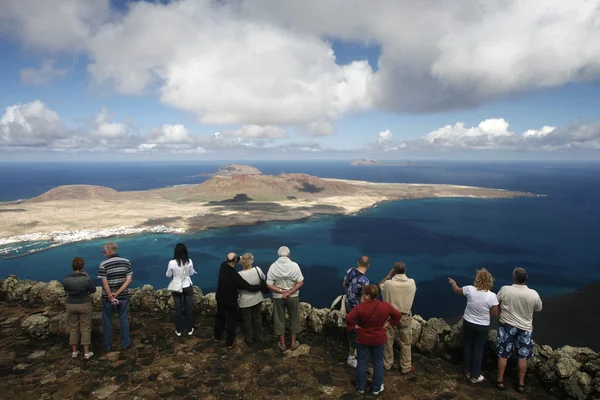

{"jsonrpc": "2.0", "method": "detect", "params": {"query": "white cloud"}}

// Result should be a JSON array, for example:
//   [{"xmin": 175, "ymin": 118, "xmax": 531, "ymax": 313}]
[
  {"xmin": 303, "ymin": 120, "xmax": 334, "ymax": 137},
  {"xmin": 377, "ymin": 129, "xmax": 392, "ymax": 144},
  {"xmin": 19, "ymin": 59, "xmax": 67, "ymax": 85},
  {"xmin": 93, "ymin": 108, "xmax": 127, "ymax": 139},
  {"xmin": 3, "ymin": 0, "xmax": 599, "ymax": 128},
  {"xmin": 245, "ymin": 0, "xmax": 600, "ymax": 113},
  {"xmin": 0, "ymin": 0, "xmax": 110, "ymax": 51},
  {"xmin": 148, "ymin": 124, "xmax": 193, "ymax": 144},
  {"xmin": 0, "ymin": 101, "xmax": 68, "ymax": 146},
  {"xmin": 523, "ymin": 126, "xmax": 556, "ymax": 138},
  {"xmin": 215, "ymin": 125, "xmax": 287, "ymax": 139},
  {"xmin": 372, "ymin": 118, "xmax": 600, "ymax": 152}
]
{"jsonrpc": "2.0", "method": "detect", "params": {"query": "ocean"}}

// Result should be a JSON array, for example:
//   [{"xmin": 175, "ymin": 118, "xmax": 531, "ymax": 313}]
[{"xmin": 1, "ymin": 160, "xmax": 600, "ymax": 319}]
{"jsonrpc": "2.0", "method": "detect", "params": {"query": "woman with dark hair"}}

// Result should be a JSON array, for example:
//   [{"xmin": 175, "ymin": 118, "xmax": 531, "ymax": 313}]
[
  {"xmin": 448, "ymin": 268, "xmax": 499, "ymax": 384},
  {"xmin": 345, "ymin": 284, "xmax": 401, "ymax": 395},
  {"xmin": 166, "ymin": 243, "xmax": 196, "ymax": 336},
  {"xmin": 62, "ymin": 257, "xmax": 96, "ymax": 360}
]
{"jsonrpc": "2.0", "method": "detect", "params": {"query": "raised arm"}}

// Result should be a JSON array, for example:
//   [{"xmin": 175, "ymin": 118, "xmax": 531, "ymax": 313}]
[
  {"xmin": 447, "ymin": 278, "xmax": 464, "ymax": 295},
  {"xmin": 379, "ymin": 268, "xmax": 396, "ymax": 287}
]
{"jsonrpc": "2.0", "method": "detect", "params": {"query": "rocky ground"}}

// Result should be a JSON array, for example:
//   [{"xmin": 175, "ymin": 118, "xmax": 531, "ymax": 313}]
[{"xmin": 0, "ymin": 303, "xmax": 559, "ymax": 400}]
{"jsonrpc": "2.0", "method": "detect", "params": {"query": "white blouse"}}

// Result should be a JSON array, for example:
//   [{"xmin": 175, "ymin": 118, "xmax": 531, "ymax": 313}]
[{"xmin": 166, "ymin": 259, "xmax": 196, "ymax": 288}]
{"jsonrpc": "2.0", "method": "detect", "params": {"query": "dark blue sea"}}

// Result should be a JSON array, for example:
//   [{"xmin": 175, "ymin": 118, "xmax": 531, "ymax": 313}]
[{"xmin": 1, "ymin": 160, "xmax": 600, "ymax": 319}]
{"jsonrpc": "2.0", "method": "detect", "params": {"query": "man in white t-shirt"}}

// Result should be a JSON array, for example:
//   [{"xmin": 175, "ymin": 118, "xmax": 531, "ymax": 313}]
[{"xmin": 495, "ymin": 267, "xmax": 543, "ymax": 393}]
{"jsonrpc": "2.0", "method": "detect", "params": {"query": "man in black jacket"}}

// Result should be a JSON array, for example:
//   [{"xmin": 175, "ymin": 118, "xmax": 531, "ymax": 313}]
[{"xmin": 213, "ymin": 252, "xmax": 262, "ymax": 348}]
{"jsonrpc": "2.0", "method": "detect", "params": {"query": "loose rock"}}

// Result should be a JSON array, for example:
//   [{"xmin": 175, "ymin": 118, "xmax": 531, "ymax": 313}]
[{"xmin": 21, "ymin": 314, "xmax": 49, "ymax": 339}]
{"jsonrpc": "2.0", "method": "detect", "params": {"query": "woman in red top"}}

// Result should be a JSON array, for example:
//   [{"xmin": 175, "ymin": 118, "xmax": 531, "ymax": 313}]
[{"xmin": 346, "ymin": 284, "xmax": 402, "ymax": 395}]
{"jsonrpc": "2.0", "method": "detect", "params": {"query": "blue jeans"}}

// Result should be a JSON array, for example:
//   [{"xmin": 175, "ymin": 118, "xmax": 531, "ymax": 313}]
[
  {"xmin": 356, "ymin": 343, "xmax": 385, "ymax": 392},
  {"xmin": 172, "ymin": 286, "xmax": 194, "ymax": 333},
  {"xmin": 102, "ymin": 298, "xmax": 130, "ymax": 350}
]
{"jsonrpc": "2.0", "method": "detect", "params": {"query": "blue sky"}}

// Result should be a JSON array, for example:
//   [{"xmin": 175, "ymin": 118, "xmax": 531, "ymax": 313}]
[{"xmin": 1, "ymin": 0, "xmax": 599, "ymax": 160}]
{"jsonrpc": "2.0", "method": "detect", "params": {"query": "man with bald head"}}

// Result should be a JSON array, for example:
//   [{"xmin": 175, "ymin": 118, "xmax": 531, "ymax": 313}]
[{"xmin": 213, "ymin": 252, "xmax": 262, "ymax": 348}]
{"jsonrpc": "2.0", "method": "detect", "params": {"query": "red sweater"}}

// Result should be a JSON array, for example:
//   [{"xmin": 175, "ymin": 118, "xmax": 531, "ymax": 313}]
[{"xmin": 346, "ymin": 299, "xmax": 402, "ymax": 346}]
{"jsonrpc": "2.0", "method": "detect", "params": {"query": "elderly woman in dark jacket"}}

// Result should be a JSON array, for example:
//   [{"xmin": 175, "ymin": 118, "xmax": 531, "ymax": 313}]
[{"xmin": 62, "ymin": 257, "xmax": 97, "ymax": 359}]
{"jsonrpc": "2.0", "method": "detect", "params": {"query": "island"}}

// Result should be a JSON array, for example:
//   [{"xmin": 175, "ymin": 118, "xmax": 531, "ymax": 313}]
[
  {"xmin": 0, "ymin": 165, "xmax": 534, "ymax": 255},
  {"xmin": 351, "ymin": 159, "xmax": 382, "ymax": 166},
  {"xmin": 191, "ymin": 163, "xmax": 262, "ymax": 177},
  {"xmin": 350, "ymin": 159, "xmax": 429, "ymax": 166}
]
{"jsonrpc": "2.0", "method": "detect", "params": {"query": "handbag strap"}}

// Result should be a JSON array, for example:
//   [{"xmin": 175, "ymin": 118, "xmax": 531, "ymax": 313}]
[
  {"xmin": 255, "ymin": 266, "xmax": 263, "ymax": 282},
  {"xmin": 361, "ymin": 301, "xmax": 380, "ymax": 327}
]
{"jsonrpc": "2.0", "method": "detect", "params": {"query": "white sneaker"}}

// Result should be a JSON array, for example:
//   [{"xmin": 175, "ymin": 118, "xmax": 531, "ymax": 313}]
[
  {"xmin": 188, "ymin": 328, "xmax": 194, "ymax": 336},
  {"xmin": 471, "ymin": 375, "xmax": 485, "ymax": 383},
  {"xmin": 347, "ymin": 356, "xmax": 357, "ymax": 368},
  {"xmin": 175, "ymin": 330, "xmax": 182, "ymax": 337},
  {"xmin": 373, "ymin": 384, "xmax": 384, "ymax": 395}
]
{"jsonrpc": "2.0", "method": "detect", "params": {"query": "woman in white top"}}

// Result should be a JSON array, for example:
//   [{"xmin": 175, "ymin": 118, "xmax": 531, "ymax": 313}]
[
  {"xmin": 238, "ymin": 253, "xmax": 266, "ymax": 344},
  {"xmin": 448, "ymin": 268, "xmax": 499, "ymax": 384},
  {"xmin": 166, "ymin": 243, "xmax": 196, "ymax": 337}
]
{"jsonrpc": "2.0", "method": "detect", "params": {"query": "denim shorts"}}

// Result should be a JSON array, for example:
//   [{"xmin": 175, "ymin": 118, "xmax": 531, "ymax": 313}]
[{"xmin": 496, "ymin": 322, "xmax": 534, "ymax": 360}]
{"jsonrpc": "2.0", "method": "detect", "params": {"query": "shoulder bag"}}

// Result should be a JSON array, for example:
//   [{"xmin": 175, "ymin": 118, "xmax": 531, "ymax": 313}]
[
  {"xmin": 168, "ymin": 264, "xmax": 188, "ymax": 293},
  {"xmin": 255, "ymin": 267, "xmax": 269, "ymax": 295}
]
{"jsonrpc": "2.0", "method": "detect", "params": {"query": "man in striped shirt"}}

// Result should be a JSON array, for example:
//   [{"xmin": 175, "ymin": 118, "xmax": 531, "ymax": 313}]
[{"xmin": 98, "ymin": 241, "xmax": 133, "ymax": 351}]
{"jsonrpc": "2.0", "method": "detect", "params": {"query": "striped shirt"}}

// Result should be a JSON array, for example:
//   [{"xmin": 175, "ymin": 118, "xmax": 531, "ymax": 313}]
[{"xmin": 98, "ymin": 254, "xmax": 133, "ymax": 300}]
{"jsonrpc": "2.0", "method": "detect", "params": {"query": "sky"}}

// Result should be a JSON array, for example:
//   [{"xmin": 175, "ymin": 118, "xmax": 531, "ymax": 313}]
[{"xmin": 0, "ymin": 0, "xmax": 599, "ymax": 161}]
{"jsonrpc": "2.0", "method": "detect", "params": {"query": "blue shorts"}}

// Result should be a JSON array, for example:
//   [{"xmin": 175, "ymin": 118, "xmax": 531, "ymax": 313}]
[{"xmin": 496, "ymin": 323, "xmax": 534, "ymax": 360}]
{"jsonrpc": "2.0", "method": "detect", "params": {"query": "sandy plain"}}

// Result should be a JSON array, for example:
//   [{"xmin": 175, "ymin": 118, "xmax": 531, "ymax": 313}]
[{"xmin": 0, "ymin": 173, "xmax": 533, "ymax": 248}]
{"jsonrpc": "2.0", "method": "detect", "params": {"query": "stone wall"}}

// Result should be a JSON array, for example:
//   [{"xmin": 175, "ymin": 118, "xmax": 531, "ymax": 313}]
[{"xmin": 1, "ymin": 275, "xmax": 599, "ymax": 399}]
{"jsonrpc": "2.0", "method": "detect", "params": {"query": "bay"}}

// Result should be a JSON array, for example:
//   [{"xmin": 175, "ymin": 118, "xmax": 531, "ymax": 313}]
[{"xmin": 1, "ymin": 160, "xmax": 599, "ymax": 318}]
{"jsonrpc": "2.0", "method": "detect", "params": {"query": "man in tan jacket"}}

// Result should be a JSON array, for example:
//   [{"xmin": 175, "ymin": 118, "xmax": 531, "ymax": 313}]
[{"xmin": 379, "ymin": 261, "xmax": 417, "ymax": 374}]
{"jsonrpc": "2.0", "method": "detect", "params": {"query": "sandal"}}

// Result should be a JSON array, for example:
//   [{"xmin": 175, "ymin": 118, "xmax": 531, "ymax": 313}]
[
  {"xmin": 84, "ymin": 352, "xmax": 94, "ymax": 360},
  {"xmin": 71, "ymin": 351, "xmax": 80, "ymax": 359},
  {"xmin": 516, "ymin": 384, "xmax": 525, "ymax": 394},
  {"xmin": 290, "ymin": 341, "xmax": 300, "ymax": 351},
  {"xmin": 277, "ymin": 342, "xmax": 286, "ymax": 352},
  {"xmin": 496, "ymin": 380, "xmax": 505, "ymax": 391}
]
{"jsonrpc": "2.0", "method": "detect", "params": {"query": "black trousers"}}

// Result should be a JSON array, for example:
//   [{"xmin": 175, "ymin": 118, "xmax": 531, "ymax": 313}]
[
  {"xmin": 463, "ymin": 320, "xmax": 490, "ymax": 378},
  {"xmin": 214, "ymin": 302, "xmax": 238, "ymax": 346}
]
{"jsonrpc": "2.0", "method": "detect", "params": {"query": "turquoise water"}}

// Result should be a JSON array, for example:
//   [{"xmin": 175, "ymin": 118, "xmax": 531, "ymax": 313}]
[{"xmin": 1, "ymin": 161, "xmax": 600, "ymax": 318}]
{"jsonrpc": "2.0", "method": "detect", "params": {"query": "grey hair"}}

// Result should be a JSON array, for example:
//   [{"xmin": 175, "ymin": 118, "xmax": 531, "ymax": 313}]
[
  {"xmin": 513, "ymin": 267, "xmax": 528, "ymax": 284},
  {"xmin": 277, "ymin": 246, "xmax": 290, "ymax": 257},
  {"xmin": 103, "ymin": 242, "xmax": 118, "ymax": 251}
]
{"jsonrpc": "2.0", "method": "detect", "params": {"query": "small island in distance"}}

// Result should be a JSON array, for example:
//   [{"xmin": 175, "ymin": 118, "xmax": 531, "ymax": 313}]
[{"xmin": 351, "ymin": 159, "xmax": 431, "ymax": 166}]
